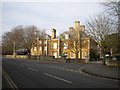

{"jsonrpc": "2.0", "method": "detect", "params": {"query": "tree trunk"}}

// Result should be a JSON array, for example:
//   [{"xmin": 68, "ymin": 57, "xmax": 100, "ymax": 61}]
[
  {"xmin": 27, "ymin": 49, "xmax": 31, "ymax": 59},
  {"xmin": 80, "ymin": 49, "xmax": 82, "ymax": 60},
  {"xmin": 75, "ymin": 52, "xmax": 79, "ymax": 61},
  {"xmin": 102, "ymin": 50, "xmax": 106, "ymax": 65}
]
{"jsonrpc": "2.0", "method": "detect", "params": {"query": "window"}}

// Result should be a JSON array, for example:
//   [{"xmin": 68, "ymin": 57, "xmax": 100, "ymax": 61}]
[
  {"xmin": 82, "ymin": 52, "xmax": 86, "ymax": 59},
  {"xmin": 70, "ymin": 52, "xmax": 74, "ymax": 58},
  {"xmin": 44, "ymin": 40, "xmax": 47, "ymax": 44},
  {"xmin": 39, "ymin": 41, "xmax": 42, "ymax": 44},
  {"xmin": 64, "ymin": 43, "xmax": 68, "ymax": 49},
  {"xmin": 65, "ymin": 34, "xmax": 69, "ymax": 39},
  {"xmin": 44, "ymin": 46, "xmax": 47, "ymax": 51},
  {"xmin": 34, "ymin": 47, "xmax": 37, "ymax": 51},
  {"xmin": 53, "ymin": 43, "xmax": 57, "ymax": 49},
  {"xmin": 39, "ymin": 47, "xmax": 42, "ymax": 51}
]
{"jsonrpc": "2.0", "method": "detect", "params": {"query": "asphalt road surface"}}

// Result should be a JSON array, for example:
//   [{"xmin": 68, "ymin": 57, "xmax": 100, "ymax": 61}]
[{"xmin": 2, "ymin": 58, "xmax": 119, "ymax": 88}]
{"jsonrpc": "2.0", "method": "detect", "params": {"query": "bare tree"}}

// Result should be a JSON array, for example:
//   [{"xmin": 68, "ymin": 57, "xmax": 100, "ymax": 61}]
[
  {"xmin": 102, "ymin": 0, "xmax": 120, "ymax": 55},
  {"xmin": 22, "ymin": 26, "xmax": 39, "ymax": 58},
  {"xmin": 86, "ymin": 14, "xmax": 113, "ymax": 65},
  {"xmin": 102, "ymin": 0, "xmax": 120, "ymax": 18},
  {"xmin": 2, "ymin": 31, "xmax": 14, "ymax": 55},
  {"xmin": 68, "ymin": 30, "xmax": 82, "ymax": 60},
  {"xmin": 2, "ymin": 25, "xmax": 46, "ymax": 58},
  {"xmin": 2, "ymin": 26, "xmax": 24, "ymax": 55}
]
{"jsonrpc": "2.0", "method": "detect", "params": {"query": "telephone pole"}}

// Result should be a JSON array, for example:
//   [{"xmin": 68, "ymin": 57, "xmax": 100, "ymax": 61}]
[
  {"xmin": 79, "ymin": 30, "xmax": 82, "ymax": 60},
  {"xmin": 13, "ymin": 41, "xmax": 16, "ymax": 58}
]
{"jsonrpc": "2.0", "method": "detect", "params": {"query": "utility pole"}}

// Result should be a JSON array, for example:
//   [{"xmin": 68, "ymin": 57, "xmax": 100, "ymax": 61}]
[
  {"xmin": 79, "ymin": 30, "xmax": 82, "ymax": 60},
  {"xmin": 13, "ymin": 41, "xmax": 16, "ymax": 58},
  {"xmin": 36, "ymin": 30, "xmax": 39, "ymax": 61}
]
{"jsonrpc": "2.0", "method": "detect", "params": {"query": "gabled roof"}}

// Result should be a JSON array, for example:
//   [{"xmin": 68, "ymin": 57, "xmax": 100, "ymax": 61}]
[
  {"xmin": 58, "ymin": 30, "xmax": 89, "ymax": 40},
  {"xmin": 38, "ymin": 34, "xmax": 51, "ymax": 40}
]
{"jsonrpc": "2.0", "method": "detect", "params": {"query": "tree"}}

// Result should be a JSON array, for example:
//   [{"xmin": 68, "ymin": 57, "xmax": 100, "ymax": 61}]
[
  {"xmin": 2, "ymin": 25, "xmax": 46, "ymax": 58},
  {"xmin": 102, "ymin": 0, "xmax": 120, "ymax": 21},
  {"xmin": 102, "ymin": 0, "xmax": 120, "ymax": 55},
  {"xmin": 2, "ymin": 26, "xmax": 24, "ymax": 55},
  {"xmin": 67, "ymin": 30, "xmax": 82, "ymax": 60},
  {"xmin": 2, "ymin": 31, "xmax": 14, "ymax": 55},
  {"xmin": 21, "ymin": 26, "xmax": 39, "ymax": 58},
  {"xmin": 90, "ymin": 49, "xmax": 97, "ymax": 61},
  {"xmin": 32, "ymin": 29, "xmax": 47, "ymax": 56},
  {"xmin": 86, "ymin": 14, "xmax": 113, "ymax": 65},
  {"xmin": 105, "ymin": 33, "xmax": 120, "ymax": 55}
]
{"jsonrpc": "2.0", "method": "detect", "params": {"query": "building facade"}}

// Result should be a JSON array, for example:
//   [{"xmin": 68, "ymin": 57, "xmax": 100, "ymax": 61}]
[{"xmin": 31, "ymin": 21, "xmax": 97, "ymax": 59}]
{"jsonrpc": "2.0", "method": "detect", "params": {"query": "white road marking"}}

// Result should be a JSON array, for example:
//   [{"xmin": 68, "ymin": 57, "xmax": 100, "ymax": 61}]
[
  {"xmin": 3, "ymin": 69, "xmax": 18, "ymax": 89},
  {"xmin": 49, "ymin": 66, "xmax": 78, "ymax": 73},
  {"xmin": 27, "ymin": 67, "xmax": 38, "ymax": 72},
  {"xmin": 44, "ymin": 73, "xmax": 72, "ymax": 84}
]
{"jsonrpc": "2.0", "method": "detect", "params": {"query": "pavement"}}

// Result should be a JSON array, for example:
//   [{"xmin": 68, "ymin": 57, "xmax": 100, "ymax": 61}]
[
  {"xmin": 32, "ymin": 59, "xmax": 120, "ymax": 80},
  {"xmin": 82, "ymin": 62, "xmax": 120, "ymax": 80}
]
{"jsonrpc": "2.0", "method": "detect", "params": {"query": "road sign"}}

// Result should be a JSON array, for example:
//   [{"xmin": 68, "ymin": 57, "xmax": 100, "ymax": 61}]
[{"xmin": 61, "ymin": 53, "xmax": 65, "ymax": 56}]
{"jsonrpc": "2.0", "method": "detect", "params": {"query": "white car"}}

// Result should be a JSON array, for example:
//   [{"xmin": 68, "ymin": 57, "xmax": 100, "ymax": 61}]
[{"xmin": 105, "ymin": 54, "xmax": 110, "ymax": 57}]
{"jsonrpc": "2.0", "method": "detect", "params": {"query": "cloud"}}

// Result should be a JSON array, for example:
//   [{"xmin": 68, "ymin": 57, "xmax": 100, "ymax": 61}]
[
  {"xmin": 2, "ymin": 2, "xmax": 104, "ymax": 36},
  {"xmin": 2, "ymin": 0, "xmax": 106, "ymax": 2}
]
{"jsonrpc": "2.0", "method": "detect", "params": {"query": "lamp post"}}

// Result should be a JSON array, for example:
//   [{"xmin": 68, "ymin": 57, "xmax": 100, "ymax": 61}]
[{"xmin": 13, "ymin": 41, "xmax": 16, "ymax": 58}]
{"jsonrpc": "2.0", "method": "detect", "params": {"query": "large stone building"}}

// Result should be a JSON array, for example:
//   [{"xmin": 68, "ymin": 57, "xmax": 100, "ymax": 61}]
[{"xmin": 31, "ymin": 21, "xmax": 97, "ymax": 59}]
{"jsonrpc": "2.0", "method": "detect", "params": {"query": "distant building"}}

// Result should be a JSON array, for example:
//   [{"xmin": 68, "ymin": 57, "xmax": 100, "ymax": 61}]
[{"xmin": 31, "ymin": 21, "xmax": 97, "ymax": 59}]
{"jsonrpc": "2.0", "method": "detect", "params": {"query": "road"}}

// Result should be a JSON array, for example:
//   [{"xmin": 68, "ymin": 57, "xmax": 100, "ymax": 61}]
[{"xmin": 2, "ymin": 58, "xmax": 119, "ymax": 88}]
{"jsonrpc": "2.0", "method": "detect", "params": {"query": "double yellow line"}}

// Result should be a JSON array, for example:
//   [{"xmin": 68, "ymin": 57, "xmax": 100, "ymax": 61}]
[{"xmin": 2, "ymin": 69, "xmax": 19, "ymax": 89}]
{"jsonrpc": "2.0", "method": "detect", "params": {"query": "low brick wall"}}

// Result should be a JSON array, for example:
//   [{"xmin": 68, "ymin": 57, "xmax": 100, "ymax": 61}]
[
  {"xmin": 40, "ymin": 56, "xmax": 55, "ymax": 60},
  {"xmin": 31, "ymin": 55, "xmax": 56, "ymax": 61},
  {"xmin": 5, "ymin": 55, "xmax": 14, "ymax": 58},
  {"xmin": 3, "ymin": 55, "xmax": 28, "ymax": 58},
  {"xmin": 16, "ymin": 55, "xmax": 28, "ymax": 58}
]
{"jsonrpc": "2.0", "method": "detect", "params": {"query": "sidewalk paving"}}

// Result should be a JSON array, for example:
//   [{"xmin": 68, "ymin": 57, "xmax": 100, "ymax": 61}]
[{"xmin": 82, "ymin": 63, "xmax": 120, "ymax": 80}]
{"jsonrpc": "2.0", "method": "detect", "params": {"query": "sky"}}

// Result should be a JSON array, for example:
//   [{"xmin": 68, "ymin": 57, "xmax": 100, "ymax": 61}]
[{"xmin": 1, "ymin": 0, "xmax": 105, "ymax": 37}]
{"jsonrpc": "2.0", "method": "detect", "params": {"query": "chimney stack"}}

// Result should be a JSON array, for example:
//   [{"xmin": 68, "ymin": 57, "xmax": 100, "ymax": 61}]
[
  {"xmin": 80, "ymin": 25, "xmax": 85, "ymax": 31},
  {"xmin": 69, "ymin": 27, "xmax": 74, "ymax": 32},
  {"xmin": 51, "ymin": 29, "xmax": 56, "ymax": 39},
  {"xmin": 75, "ymin": 21, "xmax": 80, "ymax": 31}
]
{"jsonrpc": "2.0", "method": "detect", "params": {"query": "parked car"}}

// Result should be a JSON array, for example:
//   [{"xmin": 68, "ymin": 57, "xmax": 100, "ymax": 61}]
[
  {"xmin": 116, "ymin": 55, "xmax": 120, "ymax": 61},
  {"xmin": 105, "ymin": 52, "xmax": 111, "ymax": 57}
]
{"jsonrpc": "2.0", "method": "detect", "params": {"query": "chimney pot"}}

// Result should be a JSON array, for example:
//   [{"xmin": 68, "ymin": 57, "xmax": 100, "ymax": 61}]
[
  {"xmin": 75, "ymin": 21, "xmax": 80, "ymax": 30},
  {"xmin": 51, "ymin": 28, "xmax": 56, "ymax": 39}
]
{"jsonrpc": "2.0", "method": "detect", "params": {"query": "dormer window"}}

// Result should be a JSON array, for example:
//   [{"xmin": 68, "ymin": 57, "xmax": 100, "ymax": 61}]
[
  {"xmin": 65, "ymin": 34, "xmax": 69, "ymax": 39},
  {"xmin": 39, "ymin": 41, "xmax": 42, "ymax": 44},
  {"xmin": 34, "ymin": 47, "xmax": 37, "ymax": 51},
  {"xmin": 44, "ymin": 40, "xmax": 47, "ymax": 44},
  {"xmin": 64, "ymin": 43, "xmax": 68, "ymax": 49}
]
